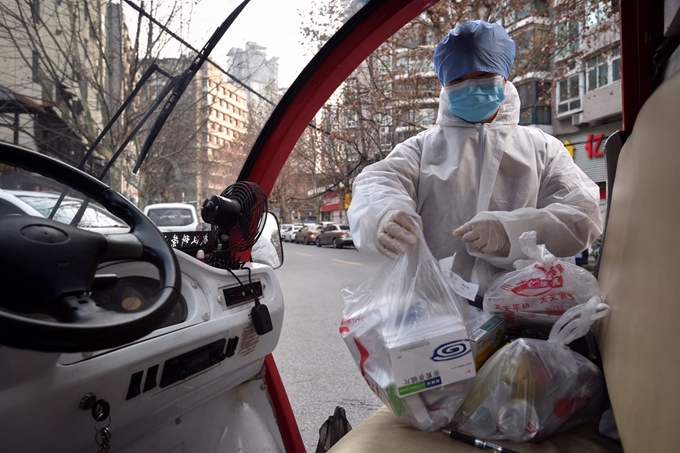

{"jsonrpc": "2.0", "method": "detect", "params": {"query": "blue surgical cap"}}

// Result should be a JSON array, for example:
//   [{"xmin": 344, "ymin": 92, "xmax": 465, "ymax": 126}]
[{"xmin": 433, "ymin": 20, "xmax": 516, "ymax": 85}]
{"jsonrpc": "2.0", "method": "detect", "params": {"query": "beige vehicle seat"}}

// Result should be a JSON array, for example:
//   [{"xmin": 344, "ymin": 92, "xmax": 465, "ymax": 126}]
[{"xmin": 330, "ymin": 69, "xmax": 680, "ymax": 453}]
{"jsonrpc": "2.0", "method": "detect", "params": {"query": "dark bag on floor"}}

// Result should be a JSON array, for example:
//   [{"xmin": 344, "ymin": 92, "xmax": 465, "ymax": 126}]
[{"xmin": 315, "ymin": 406, "xmax": 352, "ymax": 453}]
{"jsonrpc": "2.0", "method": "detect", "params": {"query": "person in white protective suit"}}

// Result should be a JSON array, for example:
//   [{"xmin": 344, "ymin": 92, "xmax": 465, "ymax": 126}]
[{"xmin": 347, "ymin": 20, "xmax": 603, "ymax": 295}]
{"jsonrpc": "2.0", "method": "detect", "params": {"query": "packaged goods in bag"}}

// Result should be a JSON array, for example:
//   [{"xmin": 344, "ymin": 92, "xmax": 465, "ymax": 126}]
[
  {"xmin": 484, "ymin": 231, "xmax": 601, "ymax": 327},
  {"xmin": 467, "ymin": 306, "xmax": 505, "ymax": 370},
  {"xmin": 340, "ymin": 233, "xmax": 474, "ymax": 431},
  {"xmin": 454, "ymin": 296, "xmax": 609, "ymax": 442}
]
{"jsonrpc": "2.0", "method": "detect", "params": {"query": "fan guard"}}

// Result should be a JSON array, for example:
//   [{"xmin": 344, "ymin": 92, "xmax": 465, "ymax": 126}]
[{"xmin": 213, "ymin": 181, "xmax": 268, "ymax": 252}]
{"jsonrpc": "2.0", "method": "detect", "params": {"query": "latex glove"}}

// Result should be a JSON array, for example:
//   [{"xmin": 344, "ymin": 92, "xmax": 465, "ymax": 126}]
[
  {"xmin": 377, "ymin": 211, "xmax": 422, "ymax": 259},
  {"xmin": 453, "ymin": 218, "xmax": 510, "ymax": 256}
]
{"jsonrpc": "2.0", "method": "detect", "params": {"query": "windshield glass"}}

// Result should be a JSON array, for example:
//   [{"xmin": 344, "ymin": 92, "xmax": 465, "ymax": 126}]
[
  {"xmin": 15, "ymin": 193, "xmax": 128, "ymax": 229},
  {"xmin": 0, "ymin": 0, "xmax": 366, "ymax": 215}
]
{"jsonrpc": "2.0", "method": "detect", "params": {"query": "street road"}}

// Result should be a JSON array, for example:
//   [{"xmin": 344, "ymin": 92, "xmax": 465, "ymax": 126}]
[{"xmin": 273, "ymin": 241, "xmax": 387, "ymax": 452}]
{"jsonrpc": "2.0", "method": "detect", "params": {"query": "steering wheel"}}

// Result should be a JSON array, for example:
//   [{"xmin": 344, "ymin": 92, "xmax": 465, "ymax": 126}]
[{"xmin": 0, "ymin": 143, "xmax": 181, "ymax": 352}]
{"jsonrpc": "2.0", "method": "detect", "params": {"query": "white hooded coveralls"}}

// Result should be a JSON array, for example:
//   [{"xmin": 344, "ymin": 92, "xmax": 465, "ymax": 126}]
[{"xmin": 347, "ymin": 82, "xmax": 603, "ymax": 294}]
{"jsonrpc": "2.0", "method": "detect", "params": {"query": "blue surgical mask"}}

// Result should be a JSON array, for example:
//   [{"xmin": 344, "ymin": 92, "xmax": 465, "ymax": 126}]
[{"xmin": 444, "ymin": 76, "xmax": 506, "ymax": 123}]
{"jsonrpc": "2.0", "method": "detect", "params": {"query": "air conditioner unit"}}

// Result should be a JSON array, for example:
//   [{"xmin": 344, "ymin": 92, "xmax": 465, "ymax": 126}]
[{"xmin": 571, "ymin": 113, "xmax": 585, "ymax": 126}]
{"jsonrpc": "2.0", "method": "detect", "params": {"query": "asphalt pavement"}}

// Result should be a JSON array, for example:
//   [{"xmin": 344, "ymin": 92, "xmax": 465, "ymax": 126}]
[{"xmin": 272, "ymin": 241, "xmax": 387, "ymax": 452}]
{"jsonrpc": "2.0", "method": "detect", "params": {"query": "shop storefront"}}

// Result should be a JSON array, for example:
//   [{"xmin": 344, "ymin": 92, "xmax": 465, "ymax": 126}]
[
  {"xmin": 320, "ymin": 191, "xmax": 352, "ymax": 224},
  {"xmin": 555, "ymin": 121, "xmax": 621, "ymax": 224}
]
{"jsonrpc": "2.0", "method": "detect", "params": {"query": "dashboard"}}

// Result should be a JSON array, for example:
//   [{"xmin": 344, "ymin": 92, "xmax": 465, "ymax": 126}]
[
  {"xmin": 90, "ymin": 276, "xmax": 188, "ymax": 329},
  {"xmin": 0, "ymin": 249, "xmax": 286, "ymax": 453}
]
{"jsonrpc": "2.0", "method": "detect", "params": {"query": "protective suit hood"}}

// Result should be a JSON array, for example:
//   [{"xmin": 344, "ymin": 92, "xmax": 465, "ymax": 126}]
[{"xmin": 437, "ymin": 81, "xmax": 521, "ymax": 127}]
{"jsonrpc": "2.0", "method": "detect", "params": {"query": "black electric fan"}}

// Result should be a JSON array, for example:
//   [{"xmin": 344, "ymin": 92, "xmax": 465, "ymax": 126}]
[{"xmin": 201, "ymin": 181, "xmax": 268, "ymax": 269}]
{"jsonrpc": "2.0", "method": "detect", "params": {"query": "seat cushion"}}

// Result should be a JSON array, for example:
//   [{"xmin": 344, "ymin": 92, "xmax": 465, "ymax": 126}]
[{"xmin": 329, "ymin": 407, "xmax": 623, "ymax": 453}]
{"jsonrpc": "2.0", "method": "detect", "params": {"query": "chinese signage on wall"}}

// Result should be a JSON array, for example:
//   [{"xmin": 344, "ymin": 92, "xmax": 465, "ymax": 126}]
[{"xmin": 557, "ymin": 122, "xmax": 621, "ymax": 184}]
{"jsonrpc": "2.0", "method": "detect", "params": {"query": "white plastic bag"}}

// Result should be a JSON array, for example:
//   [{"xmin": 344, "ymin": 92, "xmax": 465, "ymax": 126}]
[
  {"xmin": 340, "ymin": 234, "xmax": 473, "ymax": 431},
  {"xmin": 454, "ymin": 296, "xmax": 609, "ymax": 442},
  {"xmin": 484, "ymin": 231, "xmax": 601, "ymax": 327}
]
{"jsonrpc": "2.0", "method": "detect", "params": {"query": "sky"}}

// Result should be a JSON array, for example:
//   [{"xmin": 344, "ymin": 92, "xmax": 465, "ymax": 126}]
[{"xmin": 123, "ymin": 0, "xmax": 340, "ymax": 88}]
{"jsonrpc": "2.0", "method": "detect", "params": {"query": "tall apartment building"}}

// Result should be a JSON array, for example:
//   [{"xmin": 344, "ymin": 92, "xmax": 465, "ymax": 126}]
[
  {"xmin": 141, "ymin": 58, "xmax": 248, "ymax": 208},
  {"xmin": 201, "ymin": 63, "xmax": 248, "ymax": 197},
  {"xmin": 226, "ymin": 42, "xmax": 279, "ymax": 106}
]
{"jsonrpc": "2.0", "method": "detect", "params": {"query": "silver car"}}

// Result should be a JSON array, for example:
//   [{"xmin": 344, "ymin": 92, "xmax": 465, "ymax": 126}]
[{"xmin": 1, "ymin": 190, "xmax": 130, "ymax": 234}]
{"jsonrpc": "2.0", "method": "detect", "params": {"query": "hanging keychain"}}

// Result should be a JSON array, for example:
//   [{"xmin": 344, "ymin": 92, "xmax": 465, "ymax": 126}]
[{"xmin": 92, "ymin": 399, "xmax": 112, "ymax": 452}]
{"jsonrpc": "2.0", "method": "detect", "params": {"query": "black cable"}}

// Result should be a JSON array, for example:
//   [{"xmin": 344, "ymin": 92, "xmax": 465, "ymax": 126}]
[{"xmin": 244, "ymin": 265, "xmax": 261, "ymax": 306}]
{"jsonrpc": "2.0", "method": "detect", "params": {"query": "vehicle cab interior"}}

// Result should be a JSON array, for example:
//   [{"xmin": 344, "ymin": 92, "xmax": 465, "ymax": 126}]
[{"xmin": 0, "ymin": 1, "xmax": 676, "ymax": 452}]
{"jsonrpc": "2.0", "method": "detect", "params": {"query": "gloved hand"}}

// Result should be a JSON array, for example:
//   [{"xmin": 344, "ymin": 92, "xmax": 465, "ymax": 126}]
[
  {"xmin": 453, "ymin": 218, "xmax": 510, "ymax": 256},
  {"xmin": 377, "ymin": 211, "xmax": 422, "ymax": 259}
]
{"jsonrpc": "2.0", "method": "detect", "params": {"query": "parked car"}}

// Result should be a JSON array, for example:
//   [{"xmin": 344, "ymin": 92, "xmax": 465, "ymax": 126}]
[
  {"xmin": 316, "ymin": 223, "xmax": 353, "ymax": 248},
  {"xmin": 143, "ymin": 203, "xmax": 200, "ymax": 233},
  {"xmin": 294, "ymin": 224, "xmax": 322, "ymax": 244},
  {"xmin": 280, "ymin": 223, "xmax": 293, "ymax": 238},
  {"xmin": 1, "ymin": 190, "xmax": 130, "ymax": 235},
  {"xmin": 282, "ymin": 224, "xmax": 303, "ymax": 242}
]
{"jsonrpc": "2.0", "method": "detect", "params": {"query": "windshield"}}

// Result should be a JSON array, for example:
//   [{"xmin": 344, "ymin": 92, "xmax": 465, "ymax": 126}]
[
  {"xmin": 15, "ymin": 194, "xmax": 128, "ymax": 229},
  {"xmin": 0, "ymin": 0, "xmax": 366, "ymax": 215}
]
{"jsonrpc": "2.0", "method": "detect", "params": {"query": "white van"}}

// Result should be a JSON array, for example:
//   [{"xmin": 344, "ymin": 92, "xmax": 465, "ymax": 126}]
[{"xmin": 143, "ymin": 202, "xmax": 200, "ymax": 233}]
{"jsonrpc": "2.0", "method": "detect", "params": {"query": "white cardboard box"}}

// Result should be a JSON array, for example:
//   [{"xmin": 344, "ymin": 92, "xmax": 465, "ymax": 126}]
[{"xmin": 386, "ymin": 316, "xmax": 476, "ymax": 397}]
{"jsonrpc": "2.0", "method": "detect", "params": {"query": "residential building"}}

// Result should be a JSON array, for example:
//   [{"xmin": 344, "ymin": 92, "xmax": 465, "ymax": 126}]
[
  {"xmin": 201, "ymin": 63, "xmax": 249, "ymax": 197},
  {"xmin": 141, "ymin": 58, "xmax": 248, "ymax": 208},
  {"xmin": 226, "ymin": 42, "xmax": 279, "ymax": 105},
  {"xmin": 540, "ymin": 0, "xmax": 620, "ymax": 220},
  {"xmin": 0, "ymin": 0, "xmax": 132, "ymax": 190}
]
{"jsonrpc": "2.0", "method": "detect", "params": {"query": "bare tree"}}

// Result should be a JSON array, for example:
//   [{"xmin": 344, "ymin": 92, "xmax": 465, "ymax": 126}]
[
  {"xmin": 0, "ymin": 0, "xmax": 205, "ymax": 199},
  {"xmin": 293, "ymin": 0, "xmax": 619, "ymax": 207}
]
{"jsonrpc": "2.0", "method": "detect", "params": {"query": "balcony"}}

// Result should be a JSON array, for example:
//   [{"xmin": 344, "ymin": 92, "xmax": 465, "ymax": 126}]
[{"xmin": 582, "ymin": 80, "xmax": 622, "ymax": 123}]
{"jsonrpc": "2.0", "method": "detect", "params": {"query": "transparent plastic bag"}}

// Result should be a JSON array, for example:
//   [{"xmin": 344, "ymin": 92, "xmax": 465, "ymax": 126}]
[
  {"xmin": 340, "ymin": 234, "xmax": 473, "ymax": 431},
  {"xmin": 454, "ymin": 296, "xmax": 610, "ymax": 442},
  {"xmin": 484, "ymin": 231, "xmax": 601, "ymax": 327}
]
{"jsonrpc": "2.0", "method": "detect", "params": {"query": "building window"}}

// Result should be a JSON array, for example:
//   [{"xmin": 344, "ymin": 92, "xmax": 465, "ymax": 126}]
[
  {"xmin": 504, "ymin": 0, "xmax": 548, "ymax": 26},
  {"xmin": 415, "ymin": 108, "xmax": 435, "ymax": 127},
  {"xmin": 31, "ymin": 0, "xmax": 40, "ymax": 23},
  {"xmin": 517, "ymin": 81, "xmax": 552, "ymax": 125},
  {"xmin": 586, "ymin": 46, "xmax": 621, "ymax": 91},
  {"xmin": 556, "ymin": 21, "xmax": 580, "ymax": 59},
  {"xmin": 612, "ymin": 47, "xmax": 621, "ymax": 82},
  {"xmin": 410, "ymin": 57, "xmax": 430, "ymax": 74},
  {"xmin": 514, "ymin": 27, "xmax": 550, "ymax": 72},
  {"xmin": 83, "ymin": 2, "xmax": 90, "ymax": 21},
  {"xmin": 585, "ymin": 0, "xmax": 611, "ymax": 28},
  {"xmin": 32, "ymin": 51, "xmax": 40, "ymax": 82},
  {"xmin": 557, "ymin": 74, "xmax": 583, "ymax": 115},
  {"xmin": 347, "ymin": 111, "xmax": 359, "ymax": 128}
]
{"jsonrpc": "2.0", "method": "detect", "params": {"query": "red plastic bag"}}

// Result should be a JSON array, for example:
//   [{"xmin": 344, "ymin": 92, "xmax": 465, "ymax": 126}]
[{"xmin": 484, "ymin": 231, "xmax": 600, "ymax": 327}]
